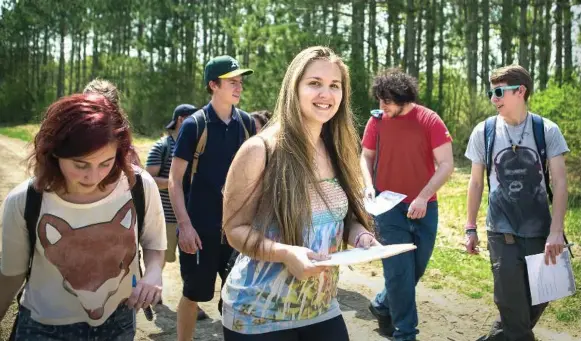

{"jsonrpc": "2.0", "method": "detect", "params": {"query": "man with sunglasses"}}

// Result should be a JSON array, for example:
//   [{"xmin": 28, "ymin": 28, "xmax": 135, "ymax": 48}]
[{"xmin": 464, "ymin": 65, "xmax": 569, "ymax": 341}]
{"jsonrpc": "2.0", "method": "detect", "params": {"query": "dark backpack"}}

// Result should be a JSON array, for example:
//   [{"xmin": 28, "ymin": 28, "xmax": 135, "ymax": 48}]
[
  {"xmin": 483, "ymin": 113, "xmax": 572, "ymax": 254},
  {"xmin": 9, "ymin": 172, "xmax": 150, "ymax": 340},
  {"xmin": 158, "ymin": 135, "xmax": 172, "ymax": 176}
]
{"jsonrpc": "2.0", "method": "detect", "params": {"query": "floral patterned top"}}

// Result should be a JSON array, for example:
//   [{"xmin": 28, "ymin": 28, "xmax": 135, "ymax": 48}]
[{"xmin": 221, "ymin": 178, "xmax": 349, "ymax": 334}]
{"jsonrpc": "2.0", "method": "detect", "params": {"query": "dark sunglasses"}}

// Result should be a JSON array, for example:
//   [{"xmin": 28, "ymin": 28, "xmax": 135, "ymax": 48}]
[{"xmin": 487, "ymin": 85, "xmax": 521, "ymax": 99}]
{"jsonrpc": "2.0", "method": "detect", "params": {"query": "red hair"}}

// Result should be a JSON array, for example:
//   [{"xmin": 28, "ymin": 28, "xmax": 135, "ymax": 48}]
[{"xmin": 28, "ymin": 93, "xmax": 135, "ymax": 192}]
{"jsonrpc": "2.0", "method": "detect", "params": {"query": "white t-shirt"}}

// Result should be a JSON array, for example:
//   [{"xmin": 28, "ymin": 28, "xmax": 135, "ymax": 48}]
[{"xmin": 0, "ymin": 170, "xmax": 166, "ymax": 326}]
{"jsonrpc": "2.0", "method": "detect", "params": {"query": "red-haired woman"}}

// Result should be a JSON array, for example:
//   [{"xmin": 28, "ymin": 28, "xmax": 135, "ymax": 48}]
[{"xmin": 0, "ymin": 93, "xmax": 166, "ymax": 340}]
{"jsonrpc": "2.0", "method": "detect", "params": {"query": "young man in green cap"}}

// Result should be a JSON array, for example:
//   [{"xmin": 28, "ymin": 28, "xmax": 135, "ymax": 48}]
[{"xmin": 168, "ymin": 56, "xmax": 256, "ymax": 341}]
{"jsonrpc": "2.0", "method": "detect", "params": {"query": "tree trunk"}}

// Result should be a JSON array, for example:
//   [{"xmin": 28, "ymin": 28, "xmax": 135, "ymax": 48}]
[
  {"xmin": 82, "ymin": 32, "xmax": 87, "ymax": 87},
  {"xmin": 404, "ymin": 0, "xmax": 416, "ymax": 75},
  {"xmin": 92, "ymin": 25, "xmax": 100, "ymax": 79},
  {"xmin": 391, "ymin": 2, "xmax": 401, "ymax": 67},
  {"xmin": 563, "ymin": 0, "xmax": 572, "ymax": 83},
  {"xmin": 351, "ymin": 0, "xmax": 368, "ymax": 120},
  {"xmin": 555, "ymin": 0, "xmax": 563, "ymax": 85},
  {"xmin": 414, "ymin": 4, "xmax": 423, "ymax": 79},
  {"xmin": 76, "ymin": 32, "xmax": 82, "ymax": 92},
  {"xmin": 57, "ymin": 20, "xmax": 66, "ymax": 99},
  {"xmin": 501, "ymin": 0, "xmax": 513, "ymax": 64},
  {"xmin": 518, "ymin": 0, "xmax": 529, "ymax": 70},
  {"xmin": 68, "ymin": 31, "xmax": 75, "ymax": 95},
  {"xmin": 425, "ymin": 0, "xmax": 435, "ymax": 107},
  {"xmin": 539, "ymin": 0, "xmax": 552, "ymax": 90},
  {"xmin": 481, "ymin": 0, "xmax": 490, "ymax": 91},
  {"xmin": 437, "ymin": 0, "xmax": 445, "ymax": 116},
  {"xmin": 369, "ymin": 0, "xmax": 378, "ymax": 74},
  {"xmin": 530, "ymin": 0, "xmax": 539, "ymax": 83}
]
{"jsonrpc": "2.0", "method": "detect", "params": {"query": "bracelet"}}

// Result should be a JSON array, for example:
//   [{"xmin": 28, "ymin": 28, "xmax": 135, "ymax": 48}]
[
  {"xmin": 465, "ymin": 228, "xmax": 477, "ymax": 235},
  {"xmin": 354, "ymin": 231, "xmax": 374, "ymax": 247}
]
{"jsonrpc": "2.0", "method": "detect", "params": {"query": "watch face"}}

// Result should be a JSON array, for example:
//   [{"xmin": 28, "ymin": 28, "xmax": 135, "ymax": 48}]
[{"xmin": 370, "ymin": 109, "xmax": 383, "ymax": 118}]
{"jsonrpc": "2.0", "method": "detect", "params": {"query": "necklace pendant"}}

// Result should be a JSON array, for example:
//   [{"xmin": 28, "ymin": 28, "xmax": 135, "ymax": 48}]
[{"xmin": 512, "ymin": 145, "xmax": 518, "ymax": 153}]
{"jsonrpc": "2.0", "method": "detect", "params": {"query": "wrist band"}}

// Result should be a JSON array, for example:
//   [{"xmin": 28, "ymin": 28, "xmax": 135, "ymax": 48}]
[
  {"xmin": 465, "ymin": 228, "xmax": 477, "ymax": 235},
  {"xmin": 354, "ymin": 231, "xmax": 374, "ymax": 247}
]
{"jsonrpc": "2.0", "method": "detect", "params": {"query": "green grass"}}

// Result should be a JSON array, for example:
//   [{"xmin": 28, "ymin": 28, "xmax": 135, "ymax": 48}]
[
  {"xmin": 0, "ymin": 124, "xmax": 39, "ymax": 141},
  {"xmin": 426, "ymin": 167, "xmax": 581, "ymax": 330},
  {"xmin": 0, "ymin": 124, "xmax": 579, "ymax": 331}
]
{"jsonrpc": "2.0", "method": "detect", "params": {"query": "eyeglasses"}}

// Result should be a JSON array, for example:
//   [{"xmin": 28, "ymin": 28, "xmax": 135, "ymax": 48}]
[{"xmin": 487, "ymin": 85, "xmax": 521, "ymax": 99}]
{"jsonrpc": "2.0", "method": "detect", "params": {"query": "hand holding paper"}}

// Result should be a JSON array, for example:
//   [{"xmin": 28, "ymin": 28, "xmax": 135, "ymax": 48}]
[{"xmin": 364, "ymin": 190, "xmax": 407, "ymax": 216}]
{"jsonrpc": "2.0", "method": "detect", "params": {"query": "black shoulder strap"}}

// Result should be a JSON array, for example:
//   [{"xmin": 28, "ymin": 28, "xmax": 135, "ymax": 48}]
[
  {"xmin": 24, "ymin": 179, "xmax": 42, "ymax": 281},
  {"xmin": 530, "ymin": 113, "xmax": 552, "ymax": 203},
  {"xmin": 484, "ymin": 116, "xmax": 497, "ymax": 193},
  {"xmin": 131, "ymin": 172, "xmax": 145, "ymax": 240},
  {"xmin": 159, "ymin": 136, "xmax": 171, "ymax": 175}
]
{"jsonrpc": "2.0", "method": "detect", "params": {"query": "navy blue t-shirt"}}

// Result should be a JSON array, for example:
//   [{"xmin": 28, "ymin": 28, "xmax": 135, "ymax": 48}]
[{"xmin": 173, "ymin": 103, "xmax": 256, "ymax": 231}]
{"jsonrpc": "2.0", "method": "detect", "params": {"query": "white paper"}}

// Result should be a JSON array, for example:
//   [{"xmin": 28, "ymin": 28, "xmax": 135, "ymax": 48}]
[
  {"xmin": 525, "ymin": 249, "xmax": 576, "ymax": 305},
  {"xmin": 314, "ymin": 244, "xmax": 417, "ymax": 266},
  {"xmin": 364, "ymin": 190, "xmax": 407, "ymax": 216}
]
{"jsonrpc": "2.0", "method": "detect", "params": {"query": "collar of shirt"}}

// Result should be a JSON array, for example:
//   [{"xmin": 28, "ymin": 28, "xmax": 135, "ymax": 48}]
[{"xmin": 205, "ymin": 103, "xmax": 241, "ymax": 123}]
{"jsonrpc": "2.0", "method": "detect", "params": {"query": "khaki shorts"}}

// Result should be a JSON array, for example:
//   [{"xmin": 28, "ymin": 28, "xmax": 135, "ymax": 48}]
[{"xmin": 165, "ymin": 222, "xmax": 179, "ymax": 263}]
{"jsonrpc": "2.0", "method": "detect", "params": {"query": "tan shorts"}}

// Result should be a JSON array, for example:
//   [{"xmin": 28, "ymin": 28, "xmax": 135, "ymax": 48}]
[{"xmin": 165, "ymin": 222, "xmax": 179, "ymax": 263}]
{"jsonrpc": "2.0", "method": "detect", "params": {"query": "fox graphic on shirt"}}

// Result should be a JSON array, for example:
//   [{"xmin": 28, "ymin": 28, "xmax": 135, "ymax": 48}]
[{"xmin": 37, "ymin": 200, "xmax": 137, "ymax": 320}]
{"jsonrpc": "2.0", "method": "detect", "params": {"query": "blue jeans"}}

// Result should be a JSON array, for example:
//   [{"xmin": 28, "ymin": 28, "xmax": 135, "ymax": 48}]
[
  {"xmin": 371, "ymin": 201, "xmax": 438, "ymax": 341},
  {"xmin": 13, "ymin": 305, "xmax": 135, "ymax": 341}
]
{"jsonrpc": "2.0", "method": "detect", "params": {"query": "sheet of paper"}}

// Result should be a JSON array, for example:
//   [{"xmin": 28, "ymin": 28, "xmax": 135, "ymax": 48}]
[
  {"xmin": 314, "ymin": 244, "xmax": 417, "ymax": 266},
  {"xmin": 525, "ymin": 249, "xmax": 576, "ymax": 305},
  {"xmin": 364, "ymin": 190, "xmax": 407, "ymax": 216}
]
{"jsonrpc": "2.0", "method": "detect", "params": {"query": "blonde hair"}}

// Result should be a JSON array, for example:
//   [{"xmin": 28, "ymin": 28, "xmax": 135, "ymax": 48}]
[
  {"xmin": 243, "ymin": 46, "xmax": 371, "ymax": 255},
  {"xmin": 83, "ymin": 79, "xmax": 120, "ymax": 106}
]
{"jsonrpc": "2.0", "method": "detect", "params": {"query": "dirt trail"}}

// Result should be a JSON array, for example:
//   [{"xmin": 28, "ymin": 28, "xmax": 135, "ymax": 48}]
[{"xmin": 0, "ymin": 134, "xmax": 578, "ymax": 341}]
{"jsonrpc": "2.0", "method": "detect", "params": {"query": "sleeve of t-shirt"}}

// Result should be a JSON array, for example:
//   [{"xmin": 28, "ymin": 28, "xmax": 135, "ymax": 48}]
[
  {"xmin": 173, "ymin": 116, "xmax": 200, "ymax": 162},
  {"xmin": 428, "ymin": 114, "xmax": 453, "ymax": 149},
  {"xmin": 361, "ymin": 117, "xmax": 378, "ymax": 150},
  {"xmin": 145, "ymin": 139, "xmax": 164, "ymax": 167},
  {"xmin": 139, "ymin": 171, "xmax": 167, "ymax": 251},
  {"xmin": 0, "ymin": 181, "xmax": 31, "ymax": 276},
  {"xmin": 464, "ymin": 121, "xmax": 486, "ymax": 164},
  {"xmin": 543, "ymin": 118, "xmax": 570, "ymax": 159}
]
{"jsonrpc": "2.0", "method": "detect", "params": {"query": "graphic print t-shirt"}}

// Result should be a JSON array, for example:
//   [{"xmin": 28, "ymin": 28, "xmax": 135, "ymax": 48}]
[
  {"xmin": 0, "ymin": 171, "xmax": 166, "ymax": 326},
  {"xmin": 465, "ymin": 113, "xmax": 569, "ymax": 237}
]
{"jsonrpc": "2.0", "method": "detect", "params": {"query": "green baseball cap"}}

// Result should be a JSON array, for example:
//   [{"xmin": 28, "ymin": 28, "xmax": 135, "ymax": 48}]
[{"xmin": 204, "ymin": 55, "xmax": 253, "ymax": 85}]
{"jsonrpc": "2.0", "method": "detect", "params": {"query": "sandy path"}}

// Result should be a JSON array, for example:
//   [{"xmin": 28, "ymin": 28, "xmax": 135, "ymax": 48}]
[{"xmin": 0, "ymin": 134, "xmax": 578, "ymax": 341}]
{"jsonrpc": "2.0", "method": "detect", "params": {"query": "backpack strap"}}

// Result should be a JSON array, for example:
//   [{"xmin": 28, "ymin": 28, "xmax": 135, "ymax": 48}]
[
  {"xmin": 235, "ymin": 108, "xmax": 252, "ymax": 141},
  {"xmin": 23, "ymin": 179, "xmax": 42, "ymax": 282},
  {"xmin": 158, "ymin": 135, "xmax": 171, "ymax": 176},
  {"xmin": 530, "ymin": 113, "xmax": 552, "ymax": 203},
  {"xmin": 484, "ymin": 116, "xmax": 497, "ymax": 193},
  {"xmin": 131, "ymin": 172, "xmax": 145, "ymax": 239},
  {"xmin": 129, "ymin": 172, "xmax": 154, "ymax": 320},
  {"xmin": 10, "ymin": 180, "xmax": 43, "ymax": 340},
  {"xmin": 190, "ymin": 109, "xmax": 208, "ymax": 184}
]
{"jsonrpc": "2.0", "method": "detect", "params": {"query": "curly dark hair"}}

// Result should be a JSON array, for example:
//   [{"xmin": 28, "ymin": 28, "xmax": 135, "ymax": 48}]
[{"xmin": 371, "ymin": 68, "xmax": 419, "ymax": 105}]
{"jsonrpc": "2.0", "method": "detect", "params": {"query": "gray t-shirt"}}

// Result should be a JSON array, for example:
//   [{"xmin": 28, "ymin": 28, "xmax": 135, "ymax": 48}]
[{"xmin": 465, "ymin": 113, "xmax": 569, "ymax": 237}]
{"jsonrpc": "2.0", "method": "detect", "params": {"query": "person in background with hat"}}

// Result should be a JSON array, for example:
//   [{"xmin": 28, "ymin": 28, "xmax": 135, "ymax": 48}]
[
  {"xmin": 144, "ymin": 105, "xmax": 201, "ymax": 310},
  {"xmin": 168, "ymin": 56, "xmax": 256, "ymax": 341}
]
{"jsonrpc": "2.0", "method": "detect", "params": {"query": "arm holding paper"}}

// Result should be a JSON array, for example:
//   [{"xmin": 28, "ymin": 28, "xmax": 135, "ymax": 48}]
[{"xmin": 544, "ymin": 154, "xmax": 568, "ymax": 265}]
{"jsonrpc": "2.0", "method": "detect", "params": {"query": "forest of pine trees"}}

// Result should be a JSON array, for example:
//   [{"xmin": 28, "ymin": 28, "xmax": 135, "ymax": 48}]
[{"xmin": 0, "ymin": 0, "xmax": 580, "ymax": 158}]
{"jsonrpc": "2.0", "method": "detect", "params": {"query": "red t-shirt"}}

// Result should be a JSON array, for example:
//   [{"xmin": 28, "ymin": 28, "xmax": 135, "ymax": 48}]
[{"xmin": 361, "ymin": 104, "xmax": 452, "ymax": 203}]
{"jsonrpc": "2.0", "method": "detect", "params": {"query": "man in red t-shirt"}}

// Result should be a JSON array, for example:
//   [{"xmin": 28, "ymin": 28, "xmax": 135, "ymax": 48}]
[{"xmin": 360, "ymin": 69, "xmax": 454, "ymax": 341}]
